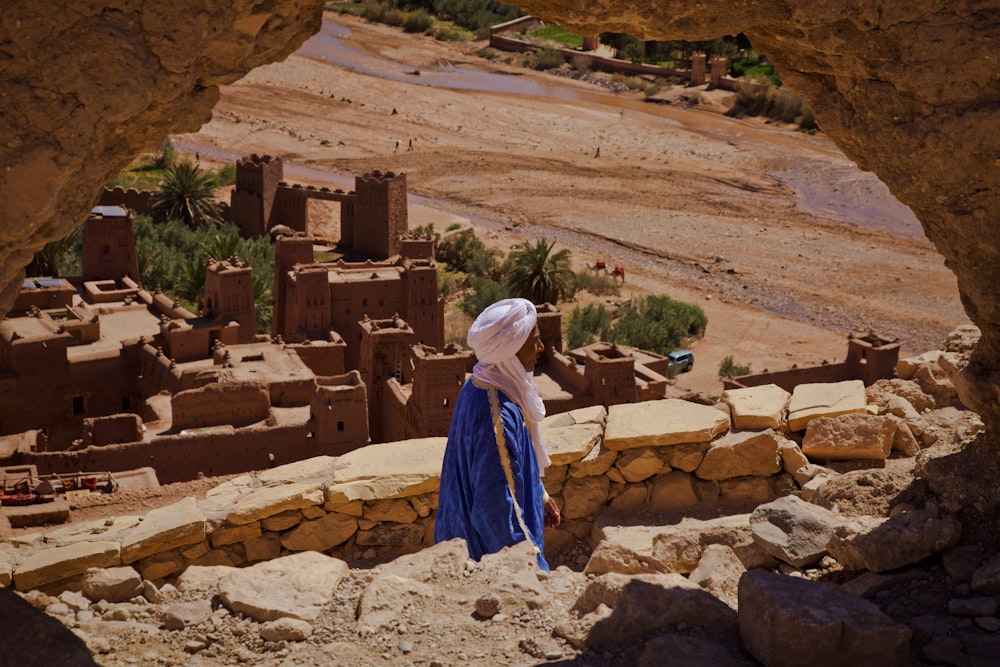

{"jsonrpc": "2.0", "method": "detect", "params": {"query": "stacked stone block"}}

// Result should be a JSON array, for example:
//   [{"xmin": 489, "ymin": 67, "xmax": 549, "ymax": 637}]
[{"xmin": 1, "ymin": 379, "xmax": 950, "ymax": 594}]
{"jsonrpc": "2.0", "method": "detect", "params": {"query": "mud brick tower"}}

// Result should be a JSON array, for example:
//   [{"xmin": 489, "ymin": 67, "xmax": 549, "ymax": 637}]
[
  {"xmin": 406, "ymin": 344, "xmax": 471, "ymax": 438},
  {"xmin": 586, "ymin": 344, "xmax": 638, "ymax": 406},
  {"xmin": 230, "ymin": 154, "xmax": 284, "ymax": 237},
  {"xmin": 82, "ymin": 206, "xmax": 138, "ymax": 282},
  {"xmin": 359, "ymin": 315, "xmax": 414, "ymax": 443},
  {"xmin": 312, "ymin": 371, "xmax": 370, "ymax": 455},
  {"xmin": 353, "ymin": 170, "xmax": 407, "ymax": 259},
  {"xmin": 203, "ymin": 257, "xmax": 256, "ymax": 343},
  {"xmin": 535, "ymin": 302, "xmax": 563, "ymax": 367}
]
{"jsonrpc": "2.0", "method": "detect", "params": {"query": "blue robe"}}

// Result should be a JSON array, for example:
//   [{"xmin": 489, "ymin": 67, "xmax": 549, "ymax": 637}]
[{"xmin": 434, "ymin": 379, "xmax": 549, "ymax": 571}]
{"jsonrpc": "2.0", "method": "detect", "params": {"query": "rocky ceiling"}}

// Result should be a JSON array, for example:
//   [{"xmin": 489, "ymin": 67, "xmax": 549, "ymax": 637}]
[{"xmin": 1, "ymin": 1, "xmax": 997, "ymax": 429}]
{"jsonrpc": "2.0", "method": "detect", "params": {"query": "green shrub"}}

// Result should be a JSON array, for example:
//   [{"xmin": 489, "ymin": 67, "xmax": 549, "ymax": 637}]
[
  {"xmin": 458, "ymin": 275, "xmax": 510, "ymax": 318},
  {"xmin": 330, "ymin": 2, "xmax": 366, "ymax": 15},
  {"xmin": 718, "ymin": 355, "xmax": 752, "ymax": 379},
  {"xmin": 155, "ymin": 137, "xmax": 176, "ymax": 170},
  {"xmin": 437, "ymin": 269, "xmax": 466, "ymax": 299},
  {"xmin": 609, "ymin": 295, "xmax": 707, "ymax": 356},
  {"xmin": 445, "ymin": 222, "xmax": 462, "ymax": 232},
  {"xmin": 133, "ymin": 217, "xmax": 275, "ymax": 331},
  {"xmin": 382, "ymin": 8, "xmax": 406, "ymax": 26},
  {"xmin": 361, "ymin": 0, "xmax": 385, "ymax": 22},
  {"xmin": 798, "ymin": 104, "xmax": 819, "ymax": 131},
  {"xmin": 573, "ymin": 270, "xmax": 620, "ymax": 297},
  {"xmin": 529, "ymin": 47, "xmax": 565, "ymax": 71},
  {"xmin": 565, "ymin": 304, "xmax": 612, "ymax": 349},
  {"xmin": 436, "ymin": 232, "xmax": 500, "ymax": 276},
  {"xmin": 433, "ymin": 25, "xmax": 466, "ymax": 41},
  {"xmin": 26, "ymin": 225, "xmax": 82, "ymax": 278},
  {"xmin": 726, "ymin": 77, "xmax": 809, "ymax": 126},
  {"xmin": 410, "ymin": 223, "xmax": 440, "ymax": 242},
  {"xmin": 476, "ymin": 47, "xmax": 500, "ymax": 61},
  {"xmin": 529, "ymin": 25, "xmax": 584, "ymax": 49},
  {"xmin": 403, "ymin": 9, "xmax": 433, "ymax": 33},
  {"xmin": 215, "ymin": 164, "xmax": 236, "ymax": 186}
]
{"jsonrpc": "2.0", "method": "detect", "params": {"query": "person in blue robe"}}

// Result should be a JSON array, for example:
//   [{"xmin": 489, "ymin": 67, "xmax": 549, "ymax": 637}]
[{"xmin": 434, "ymin": 299, "xmax": 560, "ymax": 570}]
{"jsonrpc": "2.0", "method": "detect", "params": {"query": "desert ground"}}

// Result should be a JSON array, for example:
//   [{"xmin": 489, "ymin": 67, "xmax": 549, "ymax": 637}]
[{"xmin": 176, "ymin": 12, "xmax": 968, "ymax": 397}]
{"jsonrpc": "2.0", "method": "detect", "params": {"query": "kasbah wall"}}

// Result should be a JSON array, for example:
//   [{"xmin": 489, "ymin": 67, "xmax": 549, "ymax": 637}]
[{"xmin": 2, "ymin": 154, "xmax": 898, "ymax": 489}]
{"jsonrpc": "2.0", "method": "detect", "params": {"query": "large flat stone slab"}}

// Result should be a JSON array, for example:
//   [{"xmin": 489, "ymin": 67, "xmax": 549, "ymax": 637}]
[
  {"xmin": 544, "ymin": 423, "xmax": 603, "ymax": 466},
  {"xmin": 722, "ymin": 384, "xmax": 790, "ymax": 430},
  {"xmin": 542, "ymin": 404, "xmax": 607, "ymax": 429},
  {"xmin": 604, "ymin": 399, "xmax": 730, "ymax": 451},
  {"xmin": 225, "ymin": 481, "xmax": 324, "ymax": 526},
  {"xmin": 334, "ymin": 437, "xmax": 446, "ymax": 482},
  {"xmin": 787, "ymin": 380, "xmax": 867, "ymax": 432},
  {"xmin": 325, "ymin": 437, "xmax": 447, "ymax": 504},
  {"xmin": 119, "ymin": 497, "xmax": 206, "ymax": 564},
  {"xmin": 258, "ymin": 455, "xmax": 339, "ymax": 485},
  {"xmin": 13, "ymin": 540, "xmax": 121, "ymax": 591},
  {"xmin": 41, "ymin": 515, "xmax": 142, "ymax": 547},
  {"xmin": 218, "ymin": 551, "xmax": 349, "ymax": 622}
]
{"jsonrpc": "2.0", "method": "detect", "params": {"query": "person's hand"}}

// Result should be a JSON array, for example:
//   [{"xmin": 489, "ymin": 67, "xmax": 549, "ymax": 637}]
[{"xmin": 543, "ymin": 495, "xmax": 561, "ymax": 528}]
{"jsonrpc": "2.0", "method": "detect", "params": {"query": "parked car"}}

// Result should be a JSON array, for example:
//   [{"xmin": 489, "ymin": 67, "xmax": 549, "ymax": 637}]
[{"xmin": 667, "ymin": 349, "xmax": 694, "ymax": 372}]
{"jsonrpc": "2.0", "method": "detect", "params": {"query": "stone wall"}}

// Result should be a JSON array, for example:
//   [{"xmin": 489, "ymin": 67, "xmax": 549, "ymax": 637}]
[
  {"xmin": 2, "ymin": 371, "xmax": 953, "ymax": 593},
  {"xmin": 4, "ymin": 0, "xmax": 1000, "ymax": 454}
]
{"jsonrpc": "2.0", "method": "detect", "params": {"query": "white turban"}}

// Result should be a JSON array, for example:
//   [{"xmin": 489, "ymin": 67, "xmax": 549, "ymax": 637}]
[{"xmin": 468, "ymin": 298, "xmax": 550, "ymax": 473}]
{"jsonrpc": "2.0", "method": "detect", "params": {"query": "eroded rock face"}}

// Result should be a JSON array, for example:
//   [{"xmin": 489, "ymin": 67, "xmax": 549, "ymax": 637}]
[
  {"xmin": 0, "ymin": 0, "xmax": 325, "ymax": 311},
  {"xmin": 514, "ymin": 1, "xmax": 1000, "ymax": 423}
]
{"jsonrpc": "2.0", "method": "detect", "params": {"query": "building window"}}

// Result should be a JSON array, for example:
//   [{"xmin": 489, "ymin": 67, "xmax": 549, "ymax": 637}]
[
  {"xmin": 121, "ymin": 397, "xmax": 131, "ymax": 411},
  {"xmin": 337, "ymin": 420, "xmax": 345, "ymax": 432},
  {"xmin": 72, "ymin": 395, "xmax": 85, "ymax": 415},
  {"xmin": 362, "ymin": 298, "xmax": 368, "ymax": 307}
]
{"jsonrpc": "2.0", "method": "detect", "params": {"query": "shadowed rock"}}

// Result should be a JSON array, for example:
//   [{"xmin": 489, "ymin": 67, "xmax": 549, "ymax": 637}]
[{"xmin": 0, "ymin": 587, "xmax": 99, "ymax": 666}]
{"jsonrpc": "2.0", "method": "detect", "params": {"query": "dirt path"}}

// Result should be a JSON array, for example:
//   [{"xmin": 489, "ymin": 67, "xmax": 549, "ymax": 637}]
[{"xmin": 179, "ymin": 12, "xmax": 968, "ymax": 396}]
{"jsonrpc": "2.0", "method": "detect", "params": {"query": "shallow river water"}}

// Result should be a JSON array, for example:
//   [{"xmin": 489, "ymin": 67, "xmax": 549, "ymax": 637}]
[{"xmin": 301, "ymin": 18, "xmax": 924, "ymax": 243}]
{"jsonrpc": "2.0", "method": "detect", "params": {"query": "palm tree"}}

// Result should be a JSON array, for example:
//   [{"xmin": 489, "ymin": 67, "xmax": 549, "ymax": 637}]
[
  {"xmin": 503, "ymin": 238, "xmax": 575, "ymax": 305},
  {"xmin": 26, "ymin": 225, "xmax": 82, "ymax": 277},
  {"xmin": 152, "ymin": 161, "xmax": 223, "ymax": 228}
]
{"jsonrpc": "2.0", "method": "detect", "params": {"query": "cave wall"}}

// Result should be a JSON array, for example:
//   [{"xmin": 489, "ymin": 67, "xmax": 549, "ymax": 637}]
[
  {"xmin": 2, "ymin": 1, "xmax": 998, "ymax": 423},
  {"xmin": 0, "ymin": 0, "xmax": 325, "ymax": 313}
]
